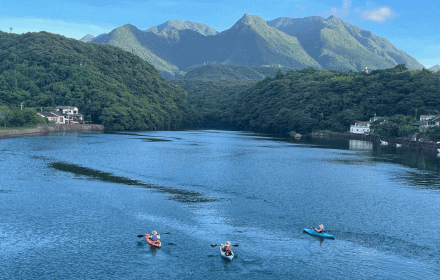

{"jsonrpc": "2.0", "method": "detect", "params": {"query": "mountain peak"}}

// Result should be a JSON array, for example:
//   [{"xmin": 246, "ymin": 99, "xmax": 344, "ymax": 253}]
[
  {"xmin": 146, "ymin": 19, "xmax": 217, "ymax": 36},
  {"xmin": 80, "ymin": 34, "xmax": 95, "ymax": 42},
  {"xmin": 233, "ymin": 13, "xmax": 267, "ymax": 29}
]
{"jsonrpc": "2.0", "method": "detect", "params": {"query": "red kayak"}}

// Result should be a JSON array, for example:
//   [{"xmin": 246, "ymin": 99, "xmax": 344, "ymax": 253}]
[{"xmin": 145, "ymin": 234, "xmax": 161, "ymax": 248}]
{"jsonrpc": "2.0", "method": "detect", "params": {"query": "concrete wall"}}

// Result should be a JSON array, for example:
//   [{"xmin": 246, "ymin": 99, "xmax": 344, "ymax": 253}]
[{"xmin": 0, "ymin": 124, "xmax": 104, "ymax": 139}]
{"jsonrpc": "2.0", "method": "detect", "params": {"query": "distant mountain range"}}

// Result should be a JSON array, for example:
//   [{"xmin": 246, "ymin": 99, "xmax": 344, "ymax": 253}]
[
  {"xmin": 429, "ymin": 65, "xmax": 440, "ymax": 71},
  {"xmin": 81, "ymin": 14, "xmax": 424, "ymax": 78}
]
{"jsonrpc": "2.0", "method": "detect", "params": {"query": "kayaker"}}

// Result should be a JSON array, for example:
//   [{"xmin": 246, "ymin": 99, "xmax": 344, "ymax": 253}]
[
  {"xmin": 221, "ymin": 241, "xmax": 232, "ymax": 256},
  {"xmin": 314, "ymin": 224, "xmax": 325, "ymax": 233},
  {"xmin": 149, "ymin": 230, "xmax": 160, "ymax": 241}
]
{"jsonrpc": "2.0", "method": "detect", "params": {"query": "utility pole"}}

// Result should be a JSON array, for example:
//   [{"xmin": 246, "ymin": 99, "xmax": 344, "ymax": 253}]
[
  {"xmin": 20, "ymin": 102, "xmax": 23, "ymax": 110},
  {"xmin": 9, "ymin": 27, "xmax": 12, "ymax": 33}
]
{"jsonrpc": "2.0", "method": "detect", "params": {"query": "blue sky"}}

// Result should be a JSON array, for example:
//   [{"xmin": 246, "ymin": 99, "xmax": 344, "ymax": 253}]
[{"xmin": 1, "ymin": 0, "xmax": 439, "ymax": 67}]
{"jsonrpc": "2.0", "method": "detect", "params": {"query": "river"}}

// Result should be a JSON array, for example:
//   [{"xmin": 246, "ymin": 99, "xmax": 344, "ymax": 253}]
[{"xmin": 1, "ymin": 130, "xmax": 439, "ymax": 279}]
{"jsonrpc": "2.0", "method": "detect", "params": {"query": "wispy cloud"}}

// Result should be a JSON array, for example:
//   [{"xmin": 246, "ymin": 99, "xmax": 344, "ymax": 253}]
[
  {"xmin": 0, "ymin": 16, "xmax": 114, "ymax": 39},
  {"xmin": 360, "ymin": 7, "xmax": 394, "ymax": 23},
  {"xmin": 315, "ymin": 1, "xmax": 395, "ymax": 23},
  {"xmin": 320, "ymin": 0, "xmax": 352, "ymax": 18}
]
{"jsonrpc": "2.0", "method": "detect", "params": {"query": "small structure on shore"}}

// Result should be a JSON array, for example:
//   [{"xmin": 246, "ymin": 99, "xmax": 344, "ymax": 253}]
[{"xmin": 38, "ymin": 106, "xmax": 84, "ymax": 124}]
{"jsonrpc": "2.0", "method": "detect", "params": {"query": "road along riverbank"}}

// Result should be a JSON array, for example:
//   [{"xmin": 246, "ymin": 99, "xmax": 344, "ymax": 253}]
[{"xmin": 0, "ymin": 124, "xmax": 104, "ymax": 139}]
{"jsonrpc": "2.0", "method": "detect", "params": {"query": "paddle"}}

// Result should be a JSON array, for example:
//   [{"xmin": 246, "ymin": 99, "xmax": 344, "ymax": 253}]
[
  {"xmin": 137, "ymin": 232, "xmax": 171, "ymax": 238},
  {"xmin": 211, "ymin": 243, "xmax": 239, "ymax": 247}
]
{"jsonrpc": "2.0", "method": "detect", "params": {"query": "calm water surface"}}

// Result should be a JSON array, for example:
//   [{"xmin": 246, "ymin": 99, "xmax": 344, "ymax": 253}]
[{"xmin": 1, "ymin": 130, "xmax": 440, "ymax": 279}]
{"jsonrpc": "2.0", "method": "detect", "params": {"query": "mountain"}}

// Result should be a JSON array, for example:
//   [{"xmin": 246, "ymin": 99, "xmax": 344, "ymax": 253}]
[
  {"xmin": 80, "ymin": 34, "xmax": 95, "ymax": 42},
  {"xmin": 85, "ymin": 14, "xmax": 423, "ymax": 78},
  {"xmin": 267, "ymin": 15, "xmax": 424, "ymax": 71},
  {"xmin": 0, "ymin": 31, "xmax": 201, "ymax": 130},
  {"xmin": 147, "ymin": 19, "xmax": 218, "ymax": 36},
  {"xmin": 429, "ymin": 65, "xmax": 440, "ymax": 71}
]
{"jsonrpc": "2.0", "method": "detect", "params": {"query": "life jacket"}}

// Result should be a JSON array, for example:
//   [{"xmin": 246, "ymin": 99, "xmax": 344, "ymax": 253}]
[
  {"xmin": 150, "ymin": 234, "xmax": 158, "ymax": 241},
  {"xmin": 224, "ymin": 246, "xmax": 231, "ymax": 255}
]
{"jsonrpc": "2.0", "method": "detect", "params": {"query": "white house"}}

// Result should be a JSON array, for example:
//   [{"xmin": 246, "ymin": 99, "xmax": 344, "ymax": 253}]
[
  {"xmin": 37, "ymin": 112, "xmax": 65, "ymax": 124},
  {"xmin": 56, "ymin": 106, "xmax": 78, "ymax": 115},
  {"xmin": 420, "ymin": 115, "xmax": 437, "ymax": 121},
  {"xmin": 350, "ymin": 121, "xmax": 371, "ymax": 134}
]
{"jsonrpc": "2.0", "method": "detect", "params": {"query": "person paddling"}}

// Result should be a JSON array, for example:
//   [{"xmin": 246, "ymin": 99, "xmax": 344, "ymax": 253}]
[
  {"xmin": 149, "ymin": 230, "xmax": 160, "ymax": 241},
  {"xmin": 314, "ymin": 224, "xmax": 325, "ymax": 233},
  {"xmin": 221, "ymin": 241, "xmax": 232, "ymax": 256}
]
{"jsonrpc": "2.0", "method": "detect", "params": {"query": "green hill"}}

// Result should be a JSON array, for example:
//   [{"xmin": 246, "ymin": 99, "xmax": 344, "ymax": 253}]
[
  {"xmin": 0, "ymin": 31, "xmax": 201, "ymax": 130},
  {"xmin": 181, "ymin": 64, "xmax": 289, "ymax": 79},
  {"xmin": 229, "ymin": 66, "xmax": 440, "ymax": 134}
]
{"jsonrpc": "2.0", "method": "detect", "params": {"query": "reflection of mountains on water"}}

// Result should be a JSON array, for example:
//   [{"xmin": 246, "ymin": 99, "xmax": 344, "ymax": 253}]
[{"xmin": 349, "ymin": 140, "xmax": 373, "ymax": 151}]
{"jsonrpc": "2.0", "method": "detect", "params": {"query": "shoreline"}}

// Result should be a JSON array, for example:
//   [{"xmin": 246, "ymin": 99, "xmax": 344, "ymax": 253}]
[
  {"xmin": 0, "ymin": 124, "xmax": 105, "ymax": 139},
  {"xmin": 310, "ymin": 131, "xmax": 440, "ymax": 153}
]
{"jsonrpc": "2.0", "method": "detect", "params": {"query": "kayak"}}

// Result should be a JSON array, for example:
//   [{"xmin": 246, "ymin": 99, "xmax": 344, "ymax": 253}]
[
  {"xmin": 145, "ymin": 234, "xmax": 161, "ymax": 248},
  {"xmin": 303, "ymin": 228, "xmax": 335, "ymax": 239},
  {"xmin": 220, "ymin": 245, "xmax": 234, "ymax": 260}
]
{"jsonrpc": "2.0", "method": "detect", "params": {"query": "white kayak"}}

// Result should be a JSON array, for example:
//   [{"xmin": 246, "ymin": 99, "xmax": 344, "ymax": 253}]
[{"xmin": 220, "ymin": 244, "xmax": 234, "ymax": 260}]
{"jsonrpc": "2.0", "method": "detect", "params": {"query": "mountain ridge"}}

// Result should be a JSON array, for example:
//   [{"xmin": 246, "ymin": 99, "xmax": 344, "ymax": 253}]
[{"xmin": 83, "ymin": 14, "xmax": 424, "ymax": 78}]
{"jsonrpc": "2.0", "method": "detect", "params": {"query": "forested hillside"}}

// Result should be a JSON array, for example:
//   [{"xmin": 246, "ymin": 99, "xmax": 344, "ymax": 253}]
[
  {"xmin": 230, "ymin": 65, "xmax": 440, "ymax": 135},
  {"xmin": 0, "ymin": 31, "xmax": 201, "ymax": 130}
]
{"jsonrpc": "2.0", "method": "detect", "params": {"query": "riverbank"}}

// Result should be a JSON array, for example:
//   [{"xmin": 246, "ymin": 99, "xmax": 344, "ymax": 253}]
[
  {"xmin": 310, "ymin": 131, "xmax": 440, "ymax": 153},
  {"xmin": 0, "ymin": 124, "xmax": 104, "ymax": 139}
]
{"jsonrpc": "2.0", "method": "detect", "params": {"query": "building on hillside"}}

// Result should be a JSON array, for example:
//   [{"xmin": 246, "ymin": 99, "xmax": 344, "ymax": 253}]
[
  {"xmin": 428, "ymin": 116, "xmax": 440, "ymax": 126},
  {"xmin": 350, "ymin": 121, "xmax": 371, "ymax": 134},
  {"xmin": 420, "ymin": 115, "xmax": 437, "ymax": 121},
  {"xmin": 370, "ymin": 116, "xmax": 386, "ymax": 123},
  {"xmin": 38, "ymin": 106, "xmax": 84, "ymax": 124},
  {"xmin": 56, "ymin": 106, "xmax": 78, "ymax": 115},
  {"xmin": 37, "ymin": 112, "xmax": 65, "ymax": 124}
]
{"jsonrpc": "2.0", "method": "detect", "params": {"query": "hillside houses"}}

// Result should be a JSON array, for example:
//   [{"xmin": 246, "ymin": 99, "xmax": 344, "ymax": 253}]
[
  {"xmin": 350, "ymin": 116, "xmax": 387, "ymax": 134},
  {"xmin": 38, "ymin": 106, "xmax": 84, "ymax": 124}
]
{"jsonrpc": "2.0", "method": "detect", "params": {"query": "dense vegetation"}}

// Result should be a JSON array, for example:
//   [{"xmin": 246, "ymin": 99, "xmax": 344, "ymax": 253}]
[
  {"xmin": 0, "ymin": 31, "xmax": 201, "ymax": 130},
  {"xmin": 176, "ymin": 65, "xmax": 439, "ymax": 137},
  {"xmin": 0, "ymin": 105, "xmax": 50, "ymax": 128},
  {"xmin": 228, "ymin": 65, "xmax": 440, "ymax": 136},
  {"xmin": 171, "ymin": 78, "xmax": 259, "ymax": 128}
]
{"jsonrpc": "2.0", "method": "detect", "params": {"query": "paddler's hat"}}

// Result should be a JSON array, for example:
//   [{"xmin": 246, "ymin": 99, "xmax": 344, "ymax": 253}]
[
  {"xmin": 225, "ymin": 241, "xmax": 231, "ymax": 246},
  {"xmin": 152, "ymin": 230, "xmax": 157, "ymax": 235},
  {"xmin": 319, "ymin": 224, "xmax": 324, "ymax": 228}
]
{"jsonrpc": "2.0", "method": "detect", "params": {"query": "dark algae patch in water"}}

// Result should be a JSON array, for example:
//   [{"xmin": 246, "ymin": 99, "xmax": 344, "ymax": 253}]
[
  {"xmin": 0, "ymin": 190, "xmax": 13, "ymax": 194},
  {"xmin": 140, "ymin": 138, "xmax": 172, "ymax": 142},
  {"xmin": 49, "ymin": 161, "xmax": 216, "ymax": 204}
]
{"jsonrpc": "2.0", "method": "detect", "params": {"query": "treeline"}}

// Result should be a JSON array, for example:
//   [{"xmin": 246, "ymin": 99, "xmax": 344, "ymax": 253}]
[
  {"xmin": 0, "ymin": 105, "xmax": 50, "ymax": 128},
  {"xmin": 178, "ymin": 65, "xmax": 440, "ymax": 136},
  {"xmin": 170, "ymin": 78, "xmax": 259, "ymax": 128},
  {"xmin": 0, "ymin": 31, "xmax": 201, "ymax": 130},
  {"xmin": 229, "ymin": 65, "xmax": 440, "ymax": 135}
]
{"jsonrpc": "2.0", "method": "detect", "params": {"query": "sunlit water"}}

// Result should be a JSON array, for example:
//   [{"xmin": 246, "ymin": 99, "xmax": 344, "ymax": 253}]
[{"xmin": 1, "ymin": 131, "xmax": 439, "ymax": 279}]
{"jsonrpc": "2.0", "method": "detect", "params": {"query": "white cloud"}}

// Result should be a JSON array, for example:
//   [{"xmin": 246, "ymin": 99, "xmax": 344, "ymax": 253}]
[
  {"xmin": 0, "ymin": 16, "xmax": 114, "ymax": 39},
  {"xmin": 320, "ymin": 0, "xmax": 352, "ymax": 18},
  {"xmin": 360, "ymin": 7, "xmax": 394, "ymax": 23}
]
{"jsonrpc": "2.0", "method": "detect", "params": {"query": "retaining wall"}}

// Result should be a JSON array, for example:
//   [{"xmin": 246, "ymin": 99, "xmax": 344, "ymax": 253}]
[{"xmin": 0, "ymin": 124, "xmax": 104, "ymax": 139}]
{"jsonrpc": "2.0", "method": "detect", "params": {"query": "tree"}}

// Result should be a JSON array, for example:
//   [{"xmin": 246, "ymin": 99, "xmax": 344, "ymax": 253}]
[{"xmin": 0, "ymin": 105, "xmax": 13, "ymax": 127}]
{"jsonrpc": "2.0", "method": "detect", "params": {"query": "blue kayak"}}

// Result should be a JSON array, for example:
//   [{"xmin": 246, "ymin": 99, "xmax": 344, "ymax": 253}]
[{"xmin": 303, "ymin": 228, "xmax": 335, "ymax": 239}]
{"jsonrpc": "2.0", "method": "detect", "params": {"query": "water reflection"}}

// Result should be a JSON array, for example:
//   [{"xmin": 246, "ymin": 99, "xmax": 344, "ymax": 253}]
[
  {"xmin": 349, "ymin": 140, "xmax": 373, "ymax": 151},
  {"xmin": 48, "ymin": 161, "xmax": 216, "ymax": 204}
]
